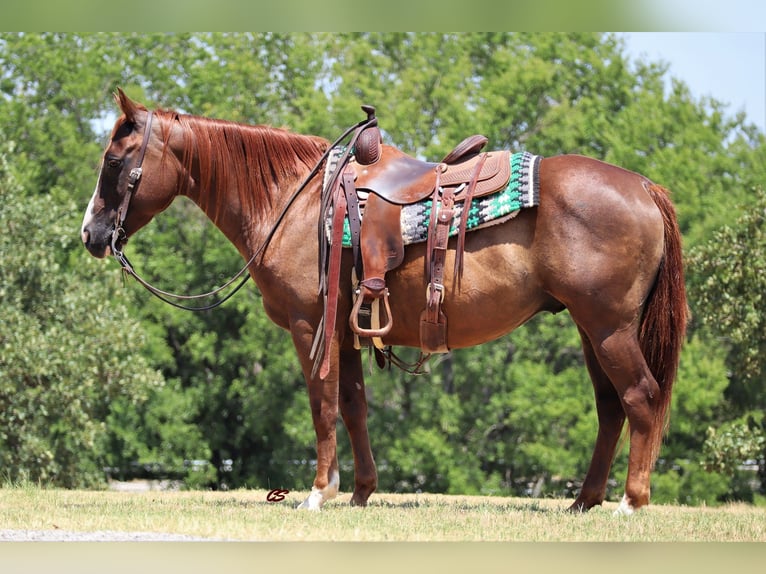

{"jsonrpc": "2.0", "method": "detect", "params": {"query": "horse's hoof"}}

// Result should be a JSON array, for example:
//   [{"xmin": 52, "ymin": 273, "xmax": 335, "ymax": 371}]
[
  {"xmin": 613, "ymin": 494, "xmax": 636, "ymax": 516},
  {"xmin": 567, "ymin": 503, "xmax": 589, "ymax": 513},
  {"xmin": 567, "ymin": 498, "xmax": 599, "ymax": 513},
  {"xmin": 297, "ymin": 495, "xmax": 322, "ymax": 511},
  {"xmin": 296, "ymin": 470, "xmax": 340, "ymax": 511}
]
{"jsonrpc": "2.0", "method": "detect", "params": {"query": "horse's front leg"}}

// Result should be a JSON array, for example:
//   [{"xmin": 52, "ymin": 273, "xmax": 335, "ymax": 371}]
[
  {"xmin": 291, "ymin": 325, "xmax": 341, "ymax": 511},
  {"xmin": 338, "ymin": 346, "xmax": 377, "ymax": 506}
]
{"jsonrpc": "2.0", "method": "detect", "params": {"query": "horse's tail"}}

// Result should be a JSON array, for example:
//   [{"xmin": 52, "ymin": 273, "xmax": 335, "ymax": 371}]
[{"xmin": 640, "ymin": 183, "xmax": 689, "ymax": 464}]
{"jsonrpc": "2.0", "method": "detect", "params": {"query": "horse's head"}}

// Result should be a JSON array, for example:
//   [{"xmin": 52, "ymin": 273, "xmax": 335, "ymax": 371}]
[{"xmin": 81, "ymin": 89, "xmax": 179, "ymax": 258}]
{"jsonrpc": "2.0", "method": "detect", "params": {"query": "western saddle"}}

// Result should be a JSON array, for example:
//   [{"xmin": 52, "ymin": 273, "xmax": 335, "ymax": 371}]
[{"xmin": 314, "ymin": 105, "xmax": 512, "ymax": 378}]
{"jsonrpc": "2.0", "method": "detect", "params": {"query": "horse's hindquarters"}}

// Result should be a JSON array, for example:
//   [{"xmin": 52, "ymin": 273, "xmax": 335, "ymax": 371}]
[{"xmin": 533, "ymin": 155, "xmax": 665, "ymax": 329}]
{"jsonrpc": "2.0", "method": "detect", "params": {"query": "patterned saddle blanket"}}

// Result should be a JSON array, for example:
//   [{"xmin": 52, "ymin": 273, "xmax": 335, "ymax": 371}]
[{"xmin": 334, "ymin": 150, "xmax": 542, "ymax": 247}]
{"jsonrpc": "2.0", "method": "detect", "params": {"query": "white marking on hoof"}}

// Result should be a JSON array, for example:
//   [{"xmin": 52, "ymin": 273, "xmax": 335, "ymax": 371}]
[
  {"xmin": 613, "ymin": 494, "xmax": 635, "ymax": 516},
  {"xmin": 297, "ymin": 470, "xmax": 340, "ymax": 511}
]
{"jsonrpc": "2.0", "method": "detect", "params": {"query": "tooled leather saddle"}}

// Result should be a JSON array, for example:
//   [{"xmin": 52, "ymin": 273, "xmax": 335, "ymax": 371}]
[{"xmin": 313, "ymin": 105, "xmax": 512, "ymax": 378}]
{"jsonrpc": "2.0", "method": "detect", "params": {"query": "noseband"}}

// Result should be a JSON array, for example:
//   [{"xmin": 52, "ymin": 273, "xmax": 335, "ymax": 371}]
[{"xmin": 111, "ymin": 110, "xmax": 154, "ymax": 257}]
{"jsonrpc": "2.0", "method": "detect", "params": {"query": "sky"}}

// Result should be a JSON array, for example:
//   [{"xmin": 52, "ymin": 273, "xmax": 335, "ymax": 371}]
[{"xmin": 620, "ymin": 32, "xmax": 765, "ymax": 134}]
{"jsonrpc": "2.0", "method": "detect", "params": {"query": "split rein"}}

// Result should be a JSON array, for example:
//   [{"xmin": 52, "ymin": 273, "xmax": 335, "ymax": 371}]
[{"xmin": 110, "ymin": 111, "xmax": 378, "ymax": 312}]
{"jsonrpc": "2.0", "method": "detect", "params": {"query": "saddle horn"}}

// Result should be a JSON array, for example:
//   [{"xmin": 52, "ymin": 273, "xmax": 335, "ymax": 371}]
[{"xmin": 355, "ymin": 105, "xmax": 382, "ymax": 165}]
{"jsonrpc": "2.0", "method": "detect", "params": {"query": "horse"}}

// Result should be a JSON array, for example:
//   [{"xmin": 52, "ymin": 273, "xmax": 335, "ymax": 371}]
[{"xmin": 81, "ymin": 89, "xmax": 687, "ymax": 515}]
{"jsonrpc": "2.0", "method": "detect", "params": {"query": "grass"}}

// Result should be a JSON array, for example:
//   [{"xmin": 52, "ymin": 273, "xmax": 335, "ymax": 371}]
[{"xmin": 1, "ymin": 486, "xmax": 765, "ymax": 542}]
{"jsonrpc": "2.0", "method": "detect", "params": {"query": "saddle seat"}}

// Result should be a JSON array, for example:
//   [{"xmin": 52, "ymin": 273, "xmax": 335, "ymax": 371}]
[{"xmin": 351, "ymin": 138, "xmax": 511, "ymax": 205}]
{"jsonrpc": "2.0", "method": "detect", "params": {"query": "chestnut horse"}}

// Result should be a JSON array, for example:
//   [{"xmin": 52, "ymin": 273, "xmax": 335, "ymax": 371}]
[{"xmin": 81, "ymin": 90, "xmax": 687, "ymax": 515}]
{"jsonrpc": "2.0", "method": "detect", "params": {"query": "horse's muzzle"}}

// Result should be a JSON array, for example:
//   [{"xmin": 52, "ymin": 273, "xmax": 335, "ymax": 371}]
[{"xmin": 81, "ymin": 226, "xmax": 112, "ymax": 259}]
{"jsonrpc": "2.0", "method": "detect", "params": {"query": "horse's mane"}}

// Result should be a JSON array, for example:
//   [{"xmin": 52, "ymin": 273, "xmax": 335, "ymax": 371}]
[{"xmin": 154, "ymin": 108, "xmax": 329, "ymax": 221}]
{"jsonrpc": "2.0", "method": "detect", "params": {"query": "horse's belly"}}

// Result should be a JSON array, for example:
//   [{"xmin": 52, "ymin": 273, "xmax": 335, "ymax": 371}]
[{"xmin": 382, "ymin": 237, "xmax": 555, "ymax": 349}]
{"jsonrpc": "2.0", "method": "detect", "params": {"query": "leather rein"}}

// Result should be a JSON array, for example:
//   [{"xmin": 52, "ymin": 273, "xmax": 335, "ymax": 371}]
[{"xmin": 110, "ymin": 109, "xmax": 377, "ymax": 312}]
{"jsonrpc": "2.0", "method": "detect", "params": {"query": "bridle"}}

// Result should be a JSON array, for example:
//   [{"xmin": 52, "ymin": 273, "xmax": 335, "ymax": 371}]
[
  {"xmin": 108, "ymin": 107, "xmax": 378, "ymax": 312},
  {"xmin": 111, "ymin": 110, "xmax": 153, "ymax": 258},
  {"xmin": 109, "ymin": 109, "xmax": 255, "ymax": 311}
]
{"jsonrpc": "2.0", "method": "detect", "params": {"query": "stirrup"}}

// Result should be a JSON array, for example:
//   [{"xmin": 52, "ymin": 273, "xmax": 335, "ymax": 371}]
[{"xmin": 349, "ymin": 287, "xmax": 393, "ymax": 338}]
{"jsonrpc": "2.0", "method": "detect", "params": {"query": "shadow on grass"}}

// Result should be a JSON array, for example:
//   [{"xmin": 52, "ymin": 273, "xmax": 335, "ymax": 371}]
[
  {"xmin": 362, "ymin": 496, "xmax": 569, "ymax": 514},
  {"xmin": 192, "ymin": 491, "xmax": 577, "ymax": 515}
]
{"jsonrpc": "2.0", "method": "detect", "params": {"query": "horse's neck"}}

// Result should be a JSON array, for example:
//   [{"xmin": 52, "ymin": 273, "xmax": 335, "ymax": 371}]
[
  {"xmin": 183, "ymin": 153, "xmax": 322, "ymax": 265},
  {"xmin": 181, "ymin": 177, "xmax": 248, "ymax": 254},
  {"xmin": 169, "ymin": 116, "xmax": 325, "ymax": 258}
]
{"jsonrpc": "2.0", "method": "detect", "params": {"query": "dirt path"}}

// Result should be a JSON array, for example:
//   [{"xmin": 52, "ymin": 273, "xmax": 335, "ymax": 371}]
[{"xmin": 0, "ymin": 529, "xmax": 221, "ymax": 541}]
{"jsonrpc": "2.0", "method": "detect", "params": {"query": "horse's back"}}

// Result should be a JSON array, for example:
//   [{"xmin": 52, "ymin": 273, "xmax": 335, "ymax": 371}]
[
  {"xmin": 540, "ymin": 154, "xmax": 659, "ymax": 217},
  {"xmin": 537, "ymin": 154, "xmax": 664, "ymax": 245}
]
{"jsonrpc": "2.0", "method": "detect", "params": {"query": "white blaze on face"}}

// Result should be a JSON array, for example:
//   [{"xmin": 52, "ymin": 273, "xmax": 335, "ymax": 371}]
[
  {"xmin": 81, "ymin": 171, "xmax": 101, "ymax": 243},
  {"xmin": 297, "ymin": 469, "xmax": 340, "ymax": 511}
]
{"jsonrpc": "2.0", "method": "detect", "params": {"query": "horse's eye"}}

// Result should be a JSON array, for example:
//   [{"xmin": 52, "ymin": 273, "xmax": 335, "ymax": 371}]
[{"xmin": 106, "ymin": 158, "xmax": 122, "ymax": 169}]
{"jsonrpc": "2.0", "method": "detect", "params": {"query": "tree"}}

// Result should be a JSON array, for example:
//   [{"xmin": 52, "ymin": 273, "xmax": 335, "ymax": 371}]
[
  {"xmin": 687, "ymin": 186, "xmax": 766, "ymax": 400},
  {"xmin": 686, "ymin": 186, "xmax": 766, "ymax": 498},
  {"xmin": 0, "ymin": 136, "xmax": 166, "ymax": 487}
]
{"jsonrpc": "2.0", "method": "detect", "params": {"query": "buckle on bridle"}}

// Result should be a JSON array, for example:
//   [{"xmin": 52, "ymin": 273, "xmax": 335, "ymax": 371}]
[
  {"xmin": 127, "ymin": 167, "xmax": 143, "ymax": 189},
  {"xmin": 111, "ymin": 224, "xmax": 127, "ymax": 257}
]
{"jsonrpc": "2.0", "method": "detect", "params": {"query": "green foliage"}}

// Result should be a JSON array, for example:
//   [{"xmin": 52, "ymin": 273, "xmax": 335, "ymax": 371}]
[
  {"xmin": 99, "ymin": 381, "xmax": 217, "ymax": 488},
  {"xmin": 362, "ymin": 314, "xmax": 599, "ymax": 498},
  {"xmin": 651, "ymin": 461, "xmax": 732, "ymax": 507},
  {"xmin": 687, "ymin": 187, "xmax": 766, "ymax": 395},
  {"xmin": 0, "ymin": 139, "xmax": 163, "ymax": 487},
  {"xmin": 1, "ymin": 32, "xmax": 764, "ymax": 505},
  {"xmin": 703, "ymin": 416, "xmax": 765, "ymax": 477},
  {"xmin": 684, "ymin": 187, "xmax": 766, "ymax": 502},
  {"xmin": 662, "ymin": 336, "xmax": 730, "ymax": 460}
]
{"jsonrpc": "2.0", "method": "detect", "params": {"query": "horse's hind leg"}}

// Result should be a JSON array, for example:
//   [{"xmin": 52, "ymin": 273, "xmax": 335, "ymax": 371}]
[
  {"xmin": 579, "ymin": 325, "xmax": 661, "ymax": 515},
  {"xmin": 338, "ymin": 347, "xmax": 377, "ymax": 506},
  {"xmin": 569, "ymin": 328, "xmax": 626, "ymax": 512}
]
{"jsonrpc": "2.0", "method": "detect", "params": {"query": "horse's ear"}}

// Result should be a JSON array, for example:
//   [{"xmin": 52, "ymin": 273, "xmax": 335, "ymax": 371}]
[{"xmin": 114, "ymin": 87, "xmax": 142, "ymax": 123}]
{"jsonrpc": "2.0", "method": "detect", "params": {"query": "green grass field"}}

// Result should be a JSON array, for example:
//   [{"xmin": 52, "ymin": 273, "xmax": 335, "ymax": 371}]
[{"xmin": 1, "ymin": 486, "xmax": 765, "ymax": 542}]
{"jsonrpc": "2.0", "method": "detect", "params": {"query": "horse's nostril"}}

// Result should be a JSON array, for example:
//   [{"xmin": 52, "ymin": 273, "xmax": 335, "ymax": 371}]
[{"xmin": 81, "ymin": 229, "xmax": 90, "ymax": 246}]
